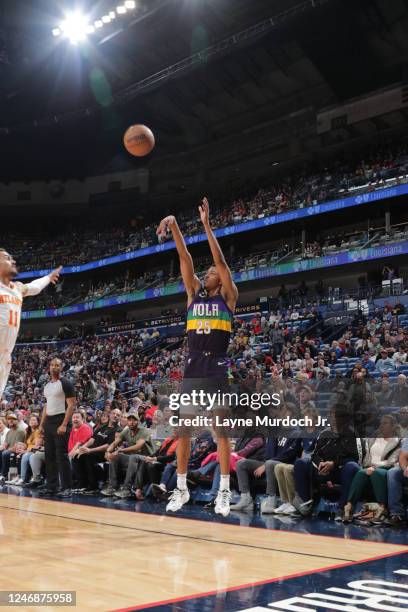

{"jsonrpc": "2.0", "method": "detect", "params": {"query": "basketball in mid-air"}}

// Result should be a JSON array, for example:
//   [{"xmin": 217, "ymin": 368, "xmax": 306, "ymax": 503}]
[{"xmin": 123, "ymin": 124, "xmax": 155, "ymax": 157}]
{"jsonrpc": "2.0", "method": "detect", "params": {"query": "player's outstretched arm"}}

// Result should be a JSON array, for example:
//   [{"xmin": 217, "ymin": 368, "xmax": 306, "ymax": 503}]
[
  {"xmin": 157, "ymin": 216, "xmax": 200, "ymax": 302},
  {"xmin": 19, "ymin": 266, "xmax": 62, "ymax": 297},
  {"xmin": 199, "ymin": 197, "xmax": 238, "ymax": 308}
]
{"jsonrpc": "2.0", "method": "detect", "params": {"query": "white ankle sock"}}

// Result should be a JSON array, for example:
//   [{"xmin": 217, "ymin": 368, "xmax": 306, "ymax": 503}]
[
  {"xmin": 177, "ymin": 474, "xmax": 187, "ymax": 490},
  {"xmin": 220, "ymin": 475, "xmax": 230, "ymax": 491}
]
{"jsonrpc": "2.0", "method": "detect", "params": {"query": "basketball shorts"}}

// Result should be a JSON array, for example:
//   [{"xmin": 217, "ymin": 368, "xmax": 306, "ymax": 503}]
[{"xmin": 176, "ymin": 354, "xmax": 231, "ymax": 438}]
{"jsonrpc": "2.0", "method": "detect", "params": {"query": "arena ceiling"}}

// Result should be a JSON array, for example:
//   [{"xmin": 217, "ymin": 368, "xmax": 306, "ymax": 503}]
[{"xmin": 1, "ymin": 0, "xmax": 408, "ymax": 180}]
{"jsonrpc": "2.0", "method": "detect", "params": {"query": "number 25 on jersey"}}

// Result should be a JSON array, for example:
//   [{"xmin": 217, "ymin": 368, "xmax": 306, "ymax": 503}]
[{"xmin": 196, "ymin": 320, "xmax": 211, "ymax": 334}]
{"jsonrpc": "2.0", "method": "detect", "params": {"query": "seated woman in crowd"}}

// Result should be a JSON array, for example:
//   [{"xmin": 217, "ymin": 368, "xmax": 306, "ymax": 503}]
[
  {"xmin": 22, "ymin": 432, "xmax": 46, "ymax": 488},
  {"xmin": 6, "ymin": 415, "xmax": 41, "ymax": 486},
  {"xmin": 342, "ymin": 414, "xmax": 401, "ymax": 524}
]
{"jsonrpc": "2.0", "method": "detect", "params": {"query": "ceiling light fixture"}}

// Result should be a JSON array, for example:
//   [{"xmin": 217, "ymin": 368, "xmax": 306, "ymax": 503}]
[
  {"xmin": 52, "ymin": 2, "xmax": 137, "ymax": 42},
  {"xmin": 59, "ymin": 12, "xmax": 89, "ymax": 44}
]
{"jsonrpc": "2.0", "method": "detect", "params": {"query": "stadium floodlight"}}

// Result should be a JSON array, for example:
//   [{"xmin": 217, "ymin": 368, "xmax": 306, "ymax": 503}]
[
  {"xmin": 52, "ymin": 2, "xmax": 137, "ymax": 40},
  {"xmin": 59, "ymin": 11, "xmax": 90, "ymax": 44}
]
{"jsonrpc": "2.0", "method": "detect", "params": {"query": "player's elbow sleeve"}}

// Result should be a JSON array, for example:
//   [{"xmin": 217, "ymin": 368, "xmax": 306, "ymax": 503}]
[{"xmin": 24, "ymin": 275, "xmax": 50, "ymax": 296}]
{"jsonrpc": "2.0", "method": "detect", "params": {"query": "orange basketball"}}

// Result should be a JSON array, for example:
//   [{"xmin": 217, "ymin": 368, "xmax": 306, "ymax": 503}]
[{"xmin": 123, "ymin": 124, "xmax": 155, "ymax": 157}]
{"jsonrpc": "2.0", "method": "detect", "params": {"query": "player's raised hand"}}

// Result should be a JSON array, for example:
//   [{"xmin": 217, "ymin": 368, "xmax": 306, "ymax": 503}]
[
  {"xmin": 156, "ymin": 215, "xmax": 176, "ymax": 239},
  {"xmin": 49, "ymin": 266, "xmax": 62, "ymax": 285},
  {"xmin": 199, "ymin": 197, "xmax": 210, "ymax": 225}
]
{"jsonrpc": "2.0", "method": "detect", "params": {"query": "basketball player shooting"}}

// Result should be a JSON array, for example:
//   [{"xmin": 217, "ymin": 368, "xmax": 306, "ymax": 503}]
[
  {"xmin": 0, "ymin": 249, "xmax": 61, "ymax": 399},
  {"xmin": 157, "ymin": 197, "xmax": 238, "ymax": 517}
]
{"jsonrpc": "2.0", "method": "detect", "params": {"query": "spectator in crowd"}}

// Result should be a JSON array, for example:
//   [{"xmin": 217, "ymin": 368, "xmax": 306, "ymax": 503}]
[
  {"xmin": 23, "ymin": 432, "xmax": 46, "ymax": 488},
  {"xmin": 139, "ymin": 434, "xmax": 179, "ymax": 492},
  {"xmin": 376, "ymin": 349, "xmax": 396, "ymax": 373},
  {"xmin": 347, "ymin": 371, "xmax": 377, "ymax": 435},
  {"xmin": 386, "ymin": 437, "xmax": 408, "ymax": 526},
  {"xmin": 12, "ymin": 415, "xmax": 42, "ymax": 485},
  {"xmin": 0, "ymin": 417, "xmax": 9, "ymax": 450},
  {"xmin": 292, "ymin": 406, "xmax": 362, "ymax": 518},
  {"xmin": 392, "ymin": 374, "xmax": 408, "ymax": 407},
  {"xmin": 376, "ymin": 375, "xmax": 393, "ymax": 408},
  {"xmin": 0, "ymin": 413, "xmax": 26, "ymax": 483},
  {"xmin": 231, "ymin": 404, "xmax": 301, "ymax": 513},
  {"xmin": 274, "ymin": 407, "xmax": 319, "ymax": 514},
  {"xmin": 75, "ymin": 408, "xmax": 122, "ymax": 493},
  {"xmin": 101, "ymin": 414, "xmax": 153, "ymax": 498},
  {"xmin": 398, "ymin": 407, "xmax": 408, "ymax": 437},
  {"xmin": 67, "ymin": 412, "xmax": 93, "ymax": 488},
  {"xmin": 270, "ymin": 324, "xmax": 284, "ymax": 357},
  {"xmin": 343, "ymin": 415, "xmax": 401, "ymax": 524}
]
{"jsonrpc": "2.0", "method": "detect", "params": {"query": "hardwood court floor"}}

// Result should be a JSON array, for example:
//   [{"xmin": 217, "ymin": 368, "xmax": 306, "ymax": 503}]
[{"xmin": 0, "ymin": 494, "xmax": 406, "ymax": 611}]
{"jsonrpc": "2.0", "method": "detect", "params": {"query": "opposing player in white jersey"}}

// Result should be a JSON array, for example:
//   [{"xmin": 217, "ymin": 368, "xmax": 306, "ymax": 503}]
[{"xmin": 0, "ymin": 249, "xmax": 61, "ymax": 399}]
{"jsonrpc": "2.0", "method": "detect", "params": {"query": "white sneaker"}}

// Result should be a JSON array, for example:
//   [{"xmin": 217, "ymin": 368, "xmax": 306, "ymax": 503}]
[
  {"xmin": 14, "ymin": 478, "xmax": 24, "ymax": 486},
  {"xmin": 214, "ymin": 489, "xmax": 231, "ymax": 517},
  {"xmin": 6, "ymin": 477, "xmax": 19, "ymax": 485},
  {"xmin": 274, "ymin": 502, "xmax": 290, "ymax": 514},
  {"xmin": 166, "ymin": 488, "xmax": 190, "ymax": 512},
  {"xmin": 282, "ymin": 503, "xmax": 297, "ymax": 515},
  {"xmin": 260, "ymin": 495, "xmax": 277, "ymax": 514}
]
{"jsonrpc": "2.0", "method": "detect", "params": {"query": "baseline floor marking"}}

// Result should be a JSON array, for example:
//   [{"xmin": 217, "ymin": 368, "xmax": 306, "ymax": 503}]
[{"xmin": 2, "ymin": 489, "xmax": 406, "ymax": 549}]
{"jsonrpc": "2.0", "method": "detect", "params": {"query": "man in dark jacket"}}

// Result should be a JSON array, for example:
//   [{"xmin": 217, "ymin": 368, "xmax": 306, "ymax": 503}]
[
  {"xmin": 230, "ymin": 405, "xmax": 302, "ymax": 513},
  {"xmin": 292, "ymin": 405, "xmax": 363, "ymax": 516}
]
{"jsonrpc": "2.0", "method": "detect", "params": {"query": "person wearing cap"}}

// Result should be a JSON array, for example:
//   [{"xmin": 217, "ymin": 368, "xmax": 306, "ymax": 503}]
[
  {"xmin": 101, "ymin": 413, "xmax": 153, "ymax": 498},
  {"xmin": 85, "ymin": 409, "xmax": 95, "ymax": 429},
  {"xmin": 0, "ymin": 413, "xmax": 25, "ymax": 484}
]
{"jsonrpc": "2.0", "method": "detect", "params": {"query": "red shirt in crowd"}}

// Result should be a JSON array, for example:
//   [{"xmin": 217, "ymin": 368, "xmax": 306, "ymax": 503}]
[{"xmin": 68, "ymin": 423, "xmax": 93, "ymax": 452}]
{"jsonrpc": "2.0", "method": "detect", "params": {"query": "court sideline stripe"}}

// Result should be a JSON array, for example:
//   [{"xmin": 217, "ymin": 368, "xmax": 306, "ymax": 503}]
[
  {"xmin": 2, "ymin": 489, "xmax": 406, "ymax": 549},
  {"xmin": 0, "ymin": 503, "xmax": 356, "ymax": 563},
  {"xmin": 111, "ymin": 549, "xmax": 408, "ymax": 612}
]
